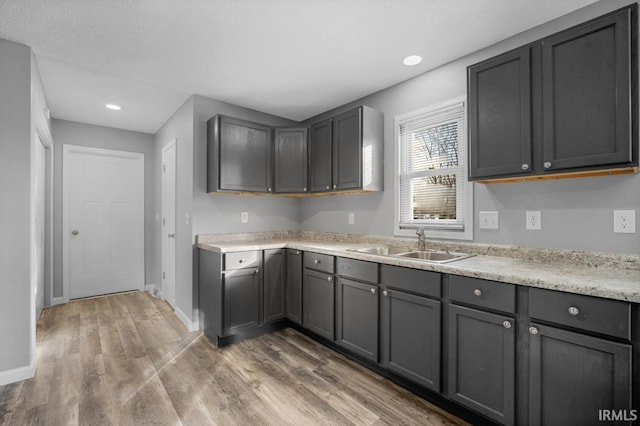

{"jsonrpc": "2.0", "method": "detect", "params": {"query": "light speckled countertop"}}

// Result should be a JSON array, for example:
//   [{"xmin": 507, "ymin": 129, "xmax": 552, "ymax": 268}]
[{"xmin": 197, "ymin": 233, "xmax": 640, "ymax": 303}]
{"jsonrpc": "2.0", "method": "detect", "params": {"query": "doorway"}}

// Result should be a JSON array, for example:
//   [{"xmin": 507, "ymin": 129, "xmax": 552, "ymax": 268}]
[
  {"xmin": 62, "ymin": 145, "xmax": 144, "ymax": 299},
  {"xmin": 161, "ymin": 139, "xmax": 177, "ymax": 308}
]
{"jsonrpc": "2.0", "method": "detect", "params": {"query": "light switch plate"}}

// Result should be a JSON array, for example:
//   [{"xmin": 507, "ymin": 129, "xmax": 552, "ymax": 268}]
[
  {"xmin": 614, "ymin": 210, "xmax": 635, "ymax": 233},
  {"xmin": 241, "ymin": 212, "xmax": 249, "ymax": 224},
  {"xmin": 526, "ymin": 211, "xmax": 542, "ymax": 230},
  {"xmin": 479, "ymin": 211, "xmax": 499, "ymax": 229},
  {"xmin": 348, "ymin": 212, "xmax": 355, "ymax": 225}
]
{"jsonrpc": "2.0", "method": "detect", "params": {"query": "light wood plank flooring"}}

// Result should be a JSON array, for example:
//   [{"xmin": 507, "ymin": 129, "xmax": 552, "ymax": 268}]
[{"xmin": 0, "ymin": 291, "xmax": 466, "ymax": 425}]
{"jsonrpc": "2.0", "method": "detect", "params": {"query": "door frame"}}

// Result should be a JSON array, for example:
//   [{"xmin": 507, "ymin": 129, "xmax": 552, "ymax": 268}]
[
  {"xmin": 161, "ymin": 138, "xmax": 177, "ymax": 307},
  {"xmin": 62, "ymin": 144, "xmax": 145, "ymax": 301}
]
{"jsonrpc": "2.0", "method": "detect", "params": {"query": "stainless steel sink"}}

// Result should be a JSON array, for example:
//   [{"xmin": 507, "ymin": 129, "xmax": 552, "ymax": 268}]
[
  {"xmin": 394, "ymin": 250, "xmax": 474, "ymax": 264},
  {"xmin": 351, "ymin": 246, "xmax": 409, "ymax": 256}
]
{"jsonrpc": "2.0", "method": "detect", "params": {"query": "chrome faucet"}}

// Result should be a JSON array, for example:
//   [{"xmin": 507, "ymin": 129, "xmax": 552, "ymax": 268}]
[{"xmin": 416, "ymin": 226, "xmax": 426, "ymax": 250}]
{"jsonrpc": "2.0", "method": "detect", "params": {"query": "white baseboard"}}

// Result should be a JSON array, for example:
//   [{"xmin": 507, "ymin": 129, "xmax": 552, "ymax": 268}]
[
  {"xmin": 0, "ymin": 359, "xmax": 35, "ymax": 386},
  {"xmin": 174, "ymin": 306, "xmax": 199, "ymax": 332},
  {"xmin": 51, "ymin": 296, "xmax": 67, "ymax": 306}
]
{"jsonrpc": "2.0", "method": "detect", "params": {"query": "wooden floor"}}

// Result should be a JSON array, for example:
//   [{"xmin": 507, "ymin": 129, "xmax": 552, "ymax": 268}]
[{"xmin": 0, "ymin": 291, "xmax": 466, "ymax": 426}]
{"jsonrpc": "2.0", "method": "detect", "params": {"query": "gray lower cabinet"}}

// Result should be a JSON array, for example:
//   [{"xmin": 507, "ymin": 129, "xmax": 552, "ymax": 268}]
[
  {"xmin": 528, "ymin": 323, "xmax": 632, "ymax": 426},
  {"xmin": 303, "ymin": 268, "xmax": 335, "ymax": 340},
  {"xmin": 381, "ymin": 288, "xmax": 441, "ymax": 391},
  {"xmin": 263, "ymin": 249, "xmax": 285, "ymax": 324},
  {"xmin": 447, "ymin": 304, "xmax": 515, "ymax": 425},
  {"xmin": 336, "ymin": 278, "xmax": 379, "ymax": 362},
  {"xmin": 285, "ymin": 249, "xmax": 303, "ymax": 324},
  {"xmin": 222, "ymin": 266, "xmax": 262, "ymax": 335}
]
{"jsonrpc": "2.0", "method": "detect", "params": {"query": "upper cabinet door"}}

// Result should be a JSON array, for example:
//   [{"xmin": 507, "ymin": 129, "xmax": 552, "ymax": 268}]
[
  {"xmin": 219, "ymin": 116, "xmax": 273, "ymax": 192},
  {"xmin": 468, "ymin": 47, "xmax": 532, "ymax": 179},
  {"xmin": 542, "ymin": 8, "xmax": 633, "ymax": 172},
  {"xmin": 332, "ymin": 108, "xmax": 362, "ymax": 190},
  {"xmin": 309, "ymin": 119, "xmax": 333, "ymax": 192},
  {"xmin": 274, "ymin": 127, "xmax": 308, "ymax": 193}
]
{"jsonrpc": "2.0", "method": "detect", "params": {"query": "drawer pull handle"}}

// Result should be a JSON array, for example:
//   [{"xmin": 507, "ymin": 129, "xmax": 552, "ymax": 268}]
[
  {"xmin": 383, "ymin": 290, "xmax": 389, "ymax": 297},
  {"xmin": 529, "ymin": 326, "xmax": 539, "ymax": 335},
  {"xmin": 370, "ymin": 288, "xmax": 376, "ymax": 294},
  {"xmin": 503, "ymin": 321, "xmax": 512, "ymax": 329},
  {"xmin": 327, "ymin": 276, "xmax": 332, "ymax": 282},
  {"xmin": 473, "ymin": 288, "xmax": 482, "ymax": 297},
  {"xmin": 314, "ymin": 259, "xmax": 321, "ymax": 264},
  {"xmin": 568, "ymin": 306, "xmax": 579, "ymax": 316}
]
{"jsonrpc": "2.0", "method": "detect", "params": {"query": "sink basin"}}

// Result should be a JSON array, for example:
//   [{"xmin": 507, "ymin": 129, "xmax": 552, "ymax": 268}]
[
  {"xmin": 394, "ymin": 250, "xmax": 474, "ymax": 264},
  {"xmin": 349, "ymin": 246, "xmax": 409, "ymax": 256}
]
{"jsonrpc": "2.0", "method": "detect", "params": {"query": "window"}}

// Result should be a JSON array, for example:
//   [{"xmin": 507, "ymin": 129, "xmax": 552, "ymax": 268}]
[{"xmin": 395, "ymin": 96, "xmax": 473, "ymax": 240}]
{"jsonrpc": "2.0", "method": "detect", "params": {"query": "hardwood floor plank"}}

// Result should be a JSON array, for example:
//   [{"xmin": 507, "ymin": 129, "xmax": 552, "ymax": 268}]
[{"xmin": 0, "ymin": 291, "xmax": 467, "ymax": 426}]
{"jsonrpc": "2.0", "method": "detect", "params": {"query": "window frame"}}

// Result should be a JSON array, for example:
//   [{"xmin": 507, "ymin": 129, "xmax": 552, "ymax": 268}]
[{"xmin": 394, "ymin": 95, "xmax": 473, "ymax": 241}]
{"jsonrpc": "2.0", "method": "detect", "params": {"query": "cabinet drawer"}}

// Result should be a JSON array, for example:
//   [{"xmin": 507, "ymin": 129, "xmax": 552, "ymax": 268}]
[
  {"xmin": 529, "ymin": 288, "xmax": 631, "ymax": 340},
  {"xmin": 337, "ymin": 257, "xmax": 378, "ymax": 283},
  {"xmin": 449, "ymin": 276, "xmax": 516, "ymax": 313},
  {"xmin": 304, "ymin": 252, "xmax": 335, "ymax": 274},
  {"xmin": 224, "ymin": 251, "xmax": 260, "ymax": 271},
  {"xmin": 380, "ymin": 265, "xmax": 441, "ymax": 298}
]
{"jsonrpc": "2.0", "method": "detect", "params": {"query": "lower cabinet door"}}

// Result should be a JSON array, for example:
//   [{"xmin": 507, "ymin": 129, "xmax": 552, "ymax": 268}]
[
  {"xmin": 223, "ymin": 267, "xmax": 261, "ymax": 335},
  {"xmin": 263, "ymin": 249, "xmax": 285, "ymax": 323},
  {"xmin": 336, "ymin": 278, "xmax": 379, "ymax": 362},
  {"xmin": 303, "ymin": 269, "xmax": 335, "ymax": 340},
  {"xmin": 528, "ymin": 323, "xmax": 632, "ymax": 426},
  {"xmin": 381, "ymin": 289, "xmax": 441, "ymax": 391},
  {"xmin": 447, "ymin": 304, "xmax": 515, "ymax": 425},
  {"xmin": 285, "ymin": 250, "xmax": 303, "ymax": 324}
]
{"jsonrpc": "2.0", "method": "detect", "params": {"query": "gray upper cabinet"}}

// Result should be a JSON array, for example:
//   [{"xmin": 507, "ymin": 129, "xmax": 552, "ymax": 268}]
[
  {"xmin": 274, "ymin": 127, "xmax": 308, "ymax": 193},
  {"xmin": 468, "ymin": 5, "xmax": 637, "ymax": 181},
  {"xmin": 309, "ymin": 119, "xmax": 333, "ymax": 192},
  {"xmin": 542, "ymin": 8, "xmax": 633, "ymax": 172},
  {"xmin": 309, "ymin": 106, "xmax": 384, "ymax": 193},
  {"xmin": 207, "ymin": 115, "xmax": 273, "ymax": 193},
  {"xmin": 468, "ymin": 47, "xmax": 532, "ymax": 179}
]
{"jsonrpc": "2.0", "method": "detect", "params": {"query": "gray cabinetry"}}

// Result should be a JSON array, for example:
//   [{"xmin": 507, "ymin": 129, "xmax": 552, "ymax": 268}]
[
  {"xmin": 527, "ymin": 287, "xmax": 633, "ymax": 425},
  {"xmin": 223, "ymin": 266, "xmax": 262, "ymax": 335},
  {"xmin": 447, "ymin": 304, "xmax": 515, "ymax": 425},
  {"xmin": 336, "ymin": 258, "xmax": 379, "ymax": 362},
  {"xmin": 468, "ymin": 5, "xmax": 637, "ymax": 181},
  {"xmin": 303, "ymin": 253, "xmax": 336, "ymax": 340},
  {"xmin": 207, "ymin": 115, "xmax": 273, "ymax": 192},
  {"xmin": 285, "ymin": 249, "xmax": 303, "ymax": 324},
  {"xmin": 309, "ymin": 106, "xmax": 384, "ymax": 193},
  {"xmin": 274, "ymin": 127, "xmax": 308, "ymax": 193},
  {"xmin": 380, "ymin": 265, "xmax": 441, "ymax": 391},
  {"xmin": 263, "ymin": 249, "xmax": 286, "ymax": 324}
]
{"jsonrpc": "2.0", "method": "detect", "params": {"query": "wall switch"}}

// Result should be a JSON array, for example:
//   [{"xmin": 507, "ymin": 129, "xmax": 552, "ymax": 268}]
[
  {"xmin": 526, "ymin": 211, "xmax": 542, "ymax": 230},
  {"xmin": 479, "ymin": 211, "xmax": 499, "ymax": 229},
  {"xmin": 614, "ymin": 210, "xmax": 635, "ymax": 233},
  {"xmin": 241, "ymin": 212, "xmax": 249, "ymax": 224},
  {"xmin": 348, "ymin": 212, "xmax": 355, "ymax": 225}
]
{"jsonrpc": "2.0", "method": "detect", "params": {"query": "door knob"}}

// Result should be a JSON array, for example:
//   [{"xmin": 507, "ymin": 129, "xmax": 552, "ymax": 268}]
[{"xmin": 71, "ymin": 229, "xmax": 79, "ymax": 235}]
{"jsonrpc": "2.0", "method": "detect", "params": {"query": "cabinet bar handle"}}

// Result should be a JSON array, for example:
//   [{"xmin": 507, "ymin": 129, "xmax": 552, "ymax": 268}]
[
  {"xmin": 503, "ymin": 321, "xmax": 512, "ymax": 329},
  {"xmin": 568, "ymin": 306, "xmax": 579, "ymax": 316},
  {"xmin": 529, "ymin": 326, "xmax": 538, "ymax": 335},
  {"xmin": 473, "ymin": 288, "xmax": 482, "ymax": 297}
]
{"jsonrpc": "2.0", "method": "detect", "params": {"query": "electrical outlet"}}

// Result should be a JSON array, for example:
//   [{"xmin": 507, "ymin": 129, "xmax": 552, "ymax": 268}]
[
  {"xmin": 348, "ymin": 212, "xmax": 355, "ymax": 225},
  {"xmin": 526, "ymin": 211, "xmax": 542, "ymax": 230},
  {"xmin": 479, "ymin": 211, "xmax": 499, "ymax": 230},
  {"xmin": 614, "ymin": 210, "xmax": 635, "ymax": 233},
  {"xmin": 241, "ymin": 212, "xmax": 249, "ymax": 224}
]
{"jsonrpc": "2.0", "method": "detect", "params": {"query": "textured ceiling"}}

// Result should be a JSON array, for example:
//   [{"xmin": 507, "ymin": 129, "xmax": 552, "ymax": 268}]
[{"xmin": 0, "ymin": 0, "xmax": 597, "ymax": 134}]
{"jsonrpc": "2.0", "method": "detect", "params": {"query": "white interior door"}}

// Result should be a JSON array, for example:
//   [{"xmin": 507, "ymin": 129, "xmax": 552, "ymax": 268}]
[
  {"xmin": 63, "ymin": 145, "xmax": 144, "ymax": 299},
  {"xmin": 32, "ymin": 134, "xmax": 46, "ymax": 320},
  {"xmin": 162, "ymin": 139, "xmax": 177, "ymax": 307}
]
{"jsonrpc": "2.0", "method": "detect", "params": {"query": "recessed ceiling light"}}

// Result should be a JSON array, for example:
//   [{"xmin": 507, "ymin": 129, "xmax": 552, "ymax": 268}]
[
  {"xmin": 403, "ymin": 55, "xmax": 422, "ymax": 66},
  {"xmin": 105, "ymin": 103, "xmax": 122, "ymax": 111}
]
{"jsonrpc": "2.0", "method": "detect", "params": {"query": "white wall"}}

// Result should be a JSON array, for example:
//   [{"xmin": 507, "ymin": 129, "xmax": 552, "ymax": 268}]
[
  {"xmin": 51, "ymin": 119, "xmax": 155, "ymax": 300},
  {"xmin": 300, "ymin": 0, "xmax": 640, "ymax": 255}
]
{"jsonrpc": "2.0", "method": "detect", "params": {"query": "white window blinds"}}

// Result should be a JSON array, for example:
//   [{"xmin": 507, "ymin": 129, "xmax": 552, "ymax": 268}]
[{"xmin": 398, "ymin": 101, "xmax": 467, "ymax": 230}]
